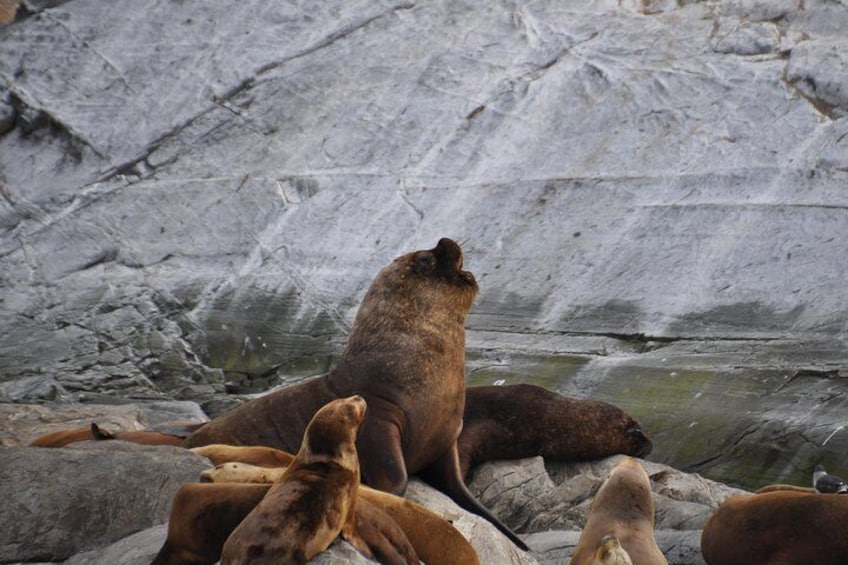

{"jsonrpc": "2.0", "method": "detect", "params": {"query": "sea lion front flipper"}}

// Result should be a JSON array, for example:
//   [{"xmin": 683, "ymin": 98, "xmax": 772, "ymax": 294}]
[
  {"xmin": 421, "ymin": 443, "xmax": 529, "ymax": 551},
  {"xmin": 356, "ymin": 414, "xmax": 408, "ymax": 495}
]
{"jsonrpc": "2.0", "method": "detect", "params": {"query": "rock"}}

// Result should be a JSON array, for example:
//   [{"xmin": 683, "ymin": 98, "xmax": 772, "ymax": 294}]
[
  {"xmin": 404, "ymin": 479, "xmax": 539, "ymax": 565},
  {"xmin": 63, "ymin": 525, "xmax": 168, "ymax": 565},
  {"xmin": 467, "ymin": 456, "xmax": 746, "ymax": 562},
  {"xmin": 0, "ymin": 0, "xmax": 847, "ymax": 505},
  {"xmin": 0, "ymin": 443, "xmax": 211, "ymax": 562}
]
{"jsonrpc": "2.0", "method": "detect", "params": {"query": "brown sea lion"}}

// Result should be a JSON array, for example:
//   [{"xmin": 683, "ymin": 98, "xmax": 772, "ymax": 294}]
[
  {"xmin": 29, "ymin": 422, "xmax": 186, "ymax": 447},
  {"xmin": 195, "ymin": 447, "xmax": 480, "ymax": 565},
  {"xmin": 458, "ymin": 384, "xmax": 652, "ymax": 480},
  {"xmin": 220, "ymin": 395, "xmax": 368, "ymax": 564},
  {"xmin": 570, "ymin": 456, "xmax": 667, "ymax": 565},
  {"xmin": 184, "ymin": 238, "xmax": 526, "ymax": 549},
  {"xmin": 155, "ymin": 459, "xmax": 478, "ymax": 564},
  {"xmin": 700, "ymin": 491, "xmax": 848, "ymax": 565}
]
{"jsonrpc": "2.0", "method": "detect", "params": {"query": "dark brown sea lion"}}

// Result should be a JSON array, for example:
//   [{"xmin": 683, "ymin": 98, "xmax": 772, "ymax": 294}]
[
  {"xmin": 458, "ymin": 384, "xmax": 652, "ymax": 480},
  {"xmin": 220, "ymin": 395, "xmax": 368, "ymax": 564},
  {"xmin": 184, "ymin": 238, "xmax": 526, "ymax": 549},
  {"xmin": 570, "ymin": 457, "xmax": 667, "ymax": 565},
  {"xmin": 700, "ymin": 491, "xmax": 848, "ymax": 565}
]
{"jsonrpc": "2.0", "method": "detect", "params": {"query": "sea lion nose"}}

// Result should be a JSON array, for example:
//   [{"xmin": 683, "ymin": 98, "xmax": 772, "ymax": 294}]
[{"xmin": 433, "ymin": 238, "xmax": 463, "ymax": 269}]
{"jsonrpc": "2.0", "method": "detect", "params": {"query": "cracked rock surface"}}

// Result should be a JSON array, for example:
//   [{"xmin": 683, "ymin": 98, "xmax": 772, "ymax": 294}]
[{"xmin": 1, "ymin": 0, "xmax": 848, "ymax": 524}]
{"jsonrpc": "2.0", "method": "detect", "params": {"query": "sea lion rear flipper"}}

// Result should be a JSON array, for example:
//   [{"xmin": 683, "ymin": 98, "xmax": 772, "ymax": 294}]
[{"xmin": 421, "ymin": 443, "xmax": 529, "ymax": 551}]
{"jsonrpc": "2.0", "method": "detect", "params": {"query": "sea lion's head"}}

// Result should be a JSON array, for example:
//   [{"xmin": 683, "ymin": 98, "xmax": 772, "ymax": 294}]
[
  {"xmin": 302, "ymin": 395, "xmax": 367, "ymax": 463},
  {"xmin": 349, "ymin": 238, "xmax": 479, "ymax": 339},
  {"xmin": 594, "ymin": 535, "xmax": 633, "ymax": 565},
  {"xmin": 621, "ymin": 416, "xmax": 653, "ymax": 458}
]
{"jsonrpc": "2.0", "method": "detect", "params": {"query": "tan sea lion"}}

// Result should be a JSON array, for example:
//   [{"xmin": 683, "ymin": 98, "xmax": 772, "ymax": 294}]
[
  {"xmin": 458, "ymin": 384, "xmax": 652, "ymax": 480},
  {"xmin": 754, "ymin": 483, "xmax": 816, "ymax": 494},
  {"xmin": 154, "ymin": 464, "xmax": 478, "ymax": 564},
  {"xmin": 700, "ymin": 491, "xmax": 848, "ymax": 565},
  {"xmin": 590, "ymin": 535, "xmax": 633, "ymax": 565},
  {"xmin": 191, "ymin": 444, "xmax": 295, "ymax": 468},
  {"xmin": 220, "ymin": 395, "xmax": 368, "ymax": 564},
  {"xmin": 195, "ymin": 451, "xmax": 480, "ymax": 565},
  {"xmin": 570, "ymin": 457, "xmax": 667, "ymax": 565}
]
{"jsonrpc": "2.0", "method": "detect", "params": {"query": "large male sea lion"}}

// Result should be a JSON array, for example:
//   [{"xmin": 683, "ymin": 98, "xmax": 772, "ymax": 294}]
[
  {"xmin": 220, "ymin": 395, "xmax": 368, "ymax": 564},
  {"xmin": 570, "ymin": 456, "xmax": 667, "ymax": 565},
  {"xmin": 700, "ymin": 490, "xmax": 848, "ymax": 565},
  {"xmin": 183, "ymin": 238, "xmax": 525, "ymax": 548},
  {"xmin": 458, "ymin": 384, "xmax": 653, "ymax": 480}
]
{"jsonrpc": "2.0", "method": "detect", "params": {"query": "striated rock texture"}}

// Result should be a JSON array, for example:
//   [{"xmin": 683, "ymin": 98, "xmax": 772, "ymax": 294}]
[{"xmin": 1, "ymin": 1, "xmax": 847, "ymax": 488}]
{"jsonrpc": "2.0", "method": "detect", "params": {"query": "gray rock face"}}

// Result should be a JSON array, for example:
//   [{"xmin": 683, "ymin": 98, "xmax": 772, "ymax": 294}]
[
  {"xmin": 0, "ymin": 443, "xmax": 211, "ymax": 562},
  {"xmin": 1, "ymin": 0, "xmax": 847, "ymax": 494}
]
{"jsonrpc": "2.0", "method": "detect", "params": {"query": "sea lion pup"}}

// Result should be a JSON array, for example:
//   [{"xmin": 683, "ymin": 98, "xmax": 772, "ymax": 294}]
[
  {"xmin": 700, "ymin": 491, "xmax": 848, "ymax": 565},
  {"xmin": 220, "ymin": 395, "xmax": 369, "ymax": 564},
  {"xmin": 185, "ymin": 238, "xmax": 526, "ymax": 549},
  {"xmin": 458, "ymin": 384, "xmax": 653, "ymax": 480},
  {"xmin": 570, "ymin": 457, "xmax": 667, "ymax": 565},
  {"xmin": 199, "ymin": 459, "xmax": 480, "ymax": 564}
]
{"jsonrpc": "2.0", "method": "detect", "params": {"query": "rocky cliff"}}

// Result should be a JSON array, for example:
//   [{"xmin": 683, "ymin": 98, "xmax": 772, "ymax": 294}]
[{"xmin": 1, "ymin": 0, "xmax": 847, "ymax": 495}]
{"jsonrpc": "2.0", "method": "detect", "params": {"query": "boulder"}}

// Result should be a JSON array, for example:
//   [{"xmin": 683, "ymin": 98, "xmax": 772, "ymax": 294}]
[{"xmin": 0, "ymin": 443, "xmax": 211, "ymax": 562}]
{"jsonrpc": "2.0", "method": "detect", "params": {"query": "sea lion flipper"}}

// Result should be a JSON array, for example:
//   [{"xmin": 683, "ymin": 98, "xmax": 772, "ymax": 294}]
[
  {"xmin": 356, "ymin": 417, "xmax": 408, "ymax": 495},
  {"xmin": 422, "ymin": 443, "xmax": 529, "ymax": 551}
]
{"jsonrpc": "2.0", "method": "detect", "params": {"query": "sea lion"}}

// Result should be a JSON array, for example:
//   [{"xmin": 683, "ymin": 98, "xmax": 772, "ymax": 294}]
[
  {"xmin": 458, "ymin": 384, "xmax": 653, "ymax": 480},
  {"xmin": 29, "ymin": 422, "xmax": 187, "ymax": 447},
  {"xmin": 701, "ymin": 491, "xmax": 848, "ymax": 565},
  {"xmin": 220, "ymin": 395, "xmax": 368, "ymax": 564},
  {"xmin": 191, "ymin": 444, "xmax": 296, "ymax": 468},
  {"xmin": 570, "ymin": 456, "xmax": 667, "ymax": 565},
  {"xmin": 195, "ymin": 449, "xmax": 480, "ymax": 565},
  {"xmin": 184, "ymin": 238, "xmax": 526, "ymax": 549},
  {"xmin": 590, "ymin": 535, "xmax": 633, "ymax": 565}
]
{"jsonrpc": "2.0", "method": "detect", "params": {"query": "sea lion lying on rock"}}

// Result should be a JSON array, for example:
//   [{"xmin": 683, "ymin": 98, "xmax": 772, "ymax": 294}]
[{"xmin": 458, "ymin": 384, "xmax": 652, "ymax": 480}]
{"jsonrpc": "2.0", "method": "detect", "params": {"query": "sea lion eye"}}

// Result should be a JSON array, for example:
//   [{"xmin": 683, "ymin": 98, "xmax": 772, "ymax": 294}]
[
  {"xmin": 413, "ymin": 253, "xmax": 435, "ymax": 273},
  {"xmin": 627, "ymin": 424, "xmax": 642, "ymax": 435}
]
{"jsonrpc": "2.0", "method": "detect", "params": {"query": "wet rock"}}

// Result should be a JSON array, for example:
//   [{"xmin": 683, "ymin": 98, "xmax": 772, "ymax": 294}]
[{"xmin": 0, "ymin": 443, "xmax": 211, "ymax": 562}]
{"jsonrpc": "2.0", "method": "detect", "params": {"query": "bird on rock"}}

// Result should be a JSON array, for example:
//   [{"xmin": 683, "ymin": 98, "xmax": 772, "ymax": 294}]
[{"xmin": 813, "ymin": 464, "xmax": 848, "ymax": 494}]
